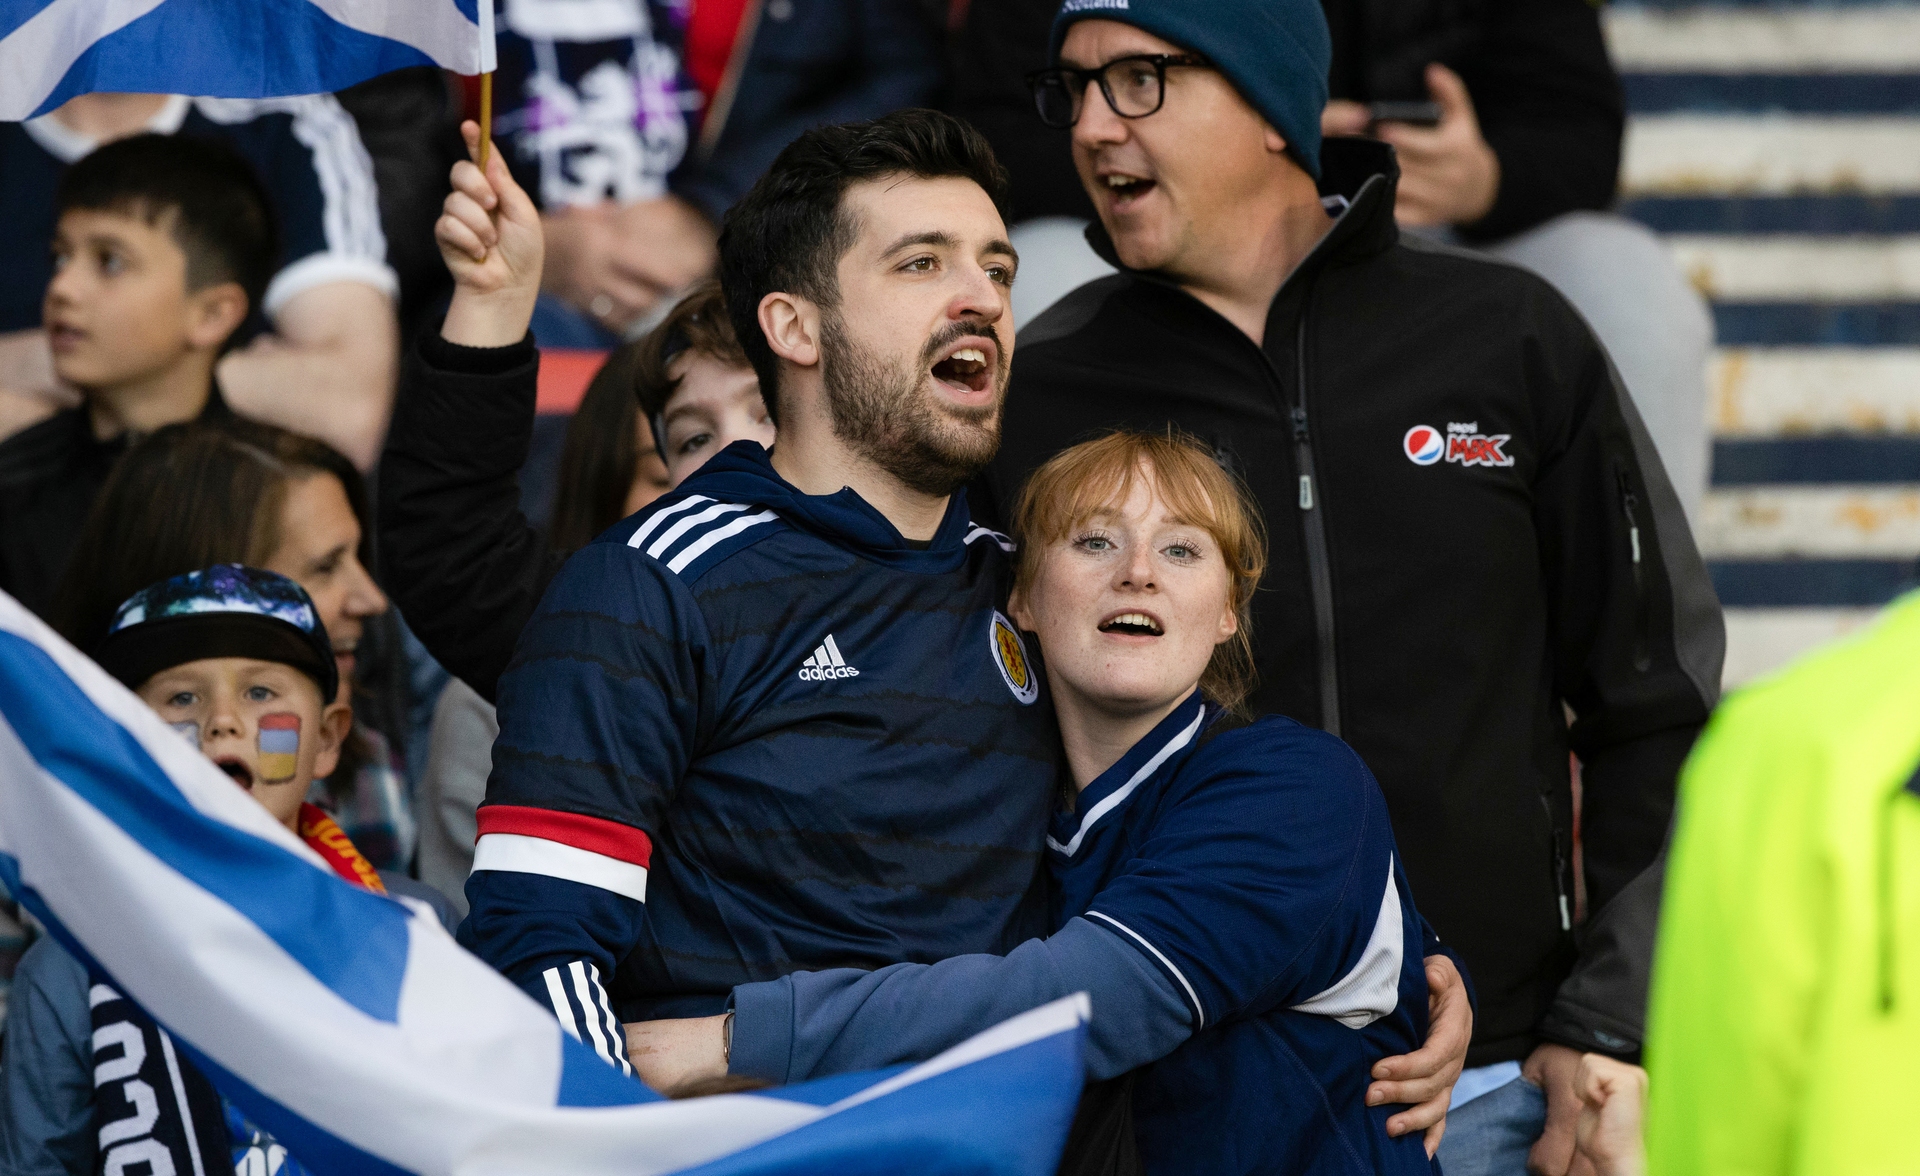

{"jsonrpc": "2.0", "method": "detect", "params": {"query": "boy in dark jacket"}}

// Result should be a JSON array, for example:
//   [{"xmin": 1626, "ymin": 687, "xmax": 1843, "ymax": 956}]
[
  {"xmin": 979, "ymin": 3, "xmax": 1723, "ymax": 1173},
  {"xmin": 0, "ymin": 135, "xmax": 267, "ymax": 620}
]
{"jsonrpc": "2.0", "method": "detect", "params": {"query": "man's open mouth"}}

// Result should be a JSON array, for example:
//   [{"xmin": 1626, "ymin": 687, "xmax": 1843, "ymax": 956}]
[
  {"xmin": 931, "ymin": 345, "xmax": 994, "ymax": 395},
  {"xmin": 1101, "ymin": 174, "xmax": 1156, "ymax": 205},
  {"xmin": 214, "ymin": 757, "xmax": 255, "ymax": 790},
  {"xmin": 1099, "ymin": 611, "xmax": 1164, "ymax": 637}
]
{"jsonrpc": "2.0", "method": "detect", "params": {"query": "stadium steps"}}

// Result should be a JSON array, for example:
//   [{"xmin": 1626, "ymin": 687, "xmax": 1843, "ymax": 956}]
[{"xmin": 1608, "ymin": 0, "xmax": 1920, "ymax": 684}]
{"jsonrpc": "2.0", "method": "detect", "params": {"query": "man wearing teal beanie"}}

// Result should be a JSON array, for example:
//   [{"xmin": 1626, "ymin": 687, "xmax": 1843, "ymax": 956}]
[
  {"xmin": 981, "ymin": 2, "xmax": 1724, "ymax": 1176},
  {"xmin": 1049, "ymin": 0, "xmax": 1332, "ymax": 180}
]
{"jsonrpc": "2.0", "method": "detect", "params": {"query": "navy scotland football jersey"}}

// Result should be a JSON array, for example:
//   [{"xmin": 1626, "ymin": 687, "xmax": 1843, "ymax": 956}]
[{"xmin": 458, "ymin": 442, "xmax": 1059, "ymax": 1070}]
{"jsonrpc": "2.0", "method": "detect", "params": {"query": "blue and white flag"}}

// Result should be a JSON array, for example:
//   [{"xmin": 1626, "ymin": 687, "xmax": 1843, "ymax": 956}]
[
  {"xmin": 0, "ymin": 589, "xmax": 1087, "ymax": 1176},
  {"xmin": 0, "ymin": 0, "xmax": 499, "ymax": 122}
]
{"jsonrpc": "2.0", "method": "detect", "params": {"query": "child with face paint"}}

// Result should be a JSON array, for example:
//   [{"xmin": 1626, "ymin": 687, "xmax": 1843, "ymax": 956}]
[
  {"xmin": 0, "ymin": 565, "xmax": 382, "ymax": 1176},
  {"xmin": 93, "ymin": 565, "xmax": 369, "ymax": 878}
]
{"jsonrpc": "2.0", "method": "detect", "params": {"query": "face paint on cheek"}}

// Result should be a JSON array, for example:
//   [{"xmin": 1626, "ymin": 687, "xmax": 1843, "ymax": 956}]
[
  {"xmin": 257, "ymin": 713, "xmax": 301, "ymax": 783},
  {"xmin": 169, "ymin": 721, "xmax": 201, "ymax": 751}
]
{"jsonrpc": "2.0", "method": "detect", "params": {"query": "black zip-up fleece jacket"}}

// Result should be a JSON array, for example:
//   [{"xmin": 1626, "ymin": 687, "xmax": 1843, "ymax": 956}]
[{"xmin": 975, "ymin": 138, "xmax": 1725, "ymax": 1067}]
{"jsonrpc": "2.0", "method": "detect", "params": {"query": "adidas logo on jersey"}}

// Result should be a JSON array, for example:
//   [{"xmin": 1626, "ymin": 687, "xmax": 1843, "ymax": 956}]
[{"xmin": 798, "ymin": 634, "xmax": 860, "ymax": 681}]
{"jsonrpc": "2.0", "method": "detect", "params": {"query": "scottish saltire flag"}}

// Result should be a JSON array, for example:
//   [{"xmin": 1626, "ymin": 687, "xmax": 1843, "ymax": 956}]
[
  {"xmin": 0, "ymin": 589, "xmax": 1087, "ymax": 1175},
  {"xmin": 0, "ymin": 0, "xmax": 499, "ymax": 121}
]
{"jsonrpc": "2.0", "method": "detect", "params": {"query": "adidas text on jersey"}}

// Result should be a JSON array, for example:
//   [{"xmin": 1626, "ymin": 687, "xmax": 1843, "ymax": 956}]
[{"xmin": 798, "ymin": 634, "xmax": 859, "ymax": 681}]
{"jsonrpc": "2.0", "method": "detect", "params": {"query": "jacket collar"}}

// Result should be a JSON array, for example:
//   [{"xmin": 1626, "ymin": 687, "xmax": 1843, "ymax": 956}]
[
  {"xmin": 670, "ymin": 439, "xmax": 980, "ymax": 572},
  {"xmin": 1084, "ymin": 137, "xmax": 1403, "ymax": 308},
  {"xmin": 0, "ymin": 379, "xmax": 230, "ymax": 486},
  {"xmin": 1046, "ymin": 689, "xmax": 1211, "ymax": 858}
]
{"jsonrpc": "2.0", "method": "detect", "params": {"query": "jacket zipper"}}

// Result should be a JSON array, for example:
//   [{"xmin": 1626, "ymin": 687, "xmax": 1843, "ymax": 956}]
[
  {"xmin": 1287, "ymin": 295, "xmax": 1342, "ymax": 737},
  {"xmin": 1616, "ymin": 467, "xmax": 1652, "ymax": 672},
  {"xmin": 1541, "ymin": 794, "xmax": 1573, "ymax": 932}
]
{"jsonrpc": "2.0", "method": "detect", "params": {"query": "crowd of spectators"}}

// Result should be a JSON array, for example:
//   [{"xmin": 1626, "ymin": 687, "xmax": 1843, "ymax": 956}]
[{"xmin": 3, "ymin": 1, "xmax": 1869, "ymax": 1174}]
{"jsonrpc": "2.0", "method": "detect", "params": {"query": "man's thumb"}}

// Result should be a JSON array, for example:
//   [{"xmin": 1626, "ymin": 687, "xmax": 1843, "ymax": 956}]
[
  {"xmin": 489, "ymin": 152, "xmax": 539, "ymax": 227},
  {"xmin": 1426, "ymin": 63, "xmax": 1475, "ymax": 124}
]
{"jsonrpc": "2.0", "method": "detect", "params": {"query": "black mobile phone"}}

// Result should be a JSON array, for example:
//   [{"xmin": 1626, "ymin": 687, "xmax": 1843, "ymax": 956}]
[{"xmin": 1369, "ymin": 101, "xmax": 1443, "ymax": 127}]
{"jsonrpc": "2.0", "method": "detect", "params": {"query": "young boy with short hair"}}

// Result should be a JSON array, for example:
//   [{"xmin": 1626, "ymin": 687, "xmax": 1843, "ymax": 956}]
[
  {"xmin": 0, "ymin": 134, "xmax": 275, "ymax": 621},
  {"xmin": 633, "ymin": 279, "xmax": 773, "ymax": 487},
  {"xmin": 0, "ymin": 564, "xmax": 381, "ymax": 1176}
]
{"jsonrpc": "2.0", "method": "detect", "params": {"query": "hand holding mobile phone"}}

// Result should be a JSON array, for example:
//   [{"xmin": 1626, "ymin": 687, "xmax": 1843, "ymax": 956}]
[{"xmin": 1369, "ymin": 101, "xmax": 1443, "ymax": 128}]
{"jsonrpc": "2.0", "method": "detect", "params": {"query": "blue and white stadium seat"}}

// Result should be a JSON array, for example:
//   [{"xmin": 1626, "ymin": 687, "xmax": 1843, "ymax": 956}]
[{"xmin": 1608, "ymin": 0, "xmax": 1920, "ymax": 684}]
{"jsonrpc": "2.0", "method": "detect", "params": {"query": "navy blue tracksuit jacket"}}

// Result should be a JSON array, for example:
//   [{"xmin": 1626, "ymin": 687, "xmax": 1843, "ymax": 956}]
[{"xmin": 728, "ymin": 693, "xmax": 1441, "ymax": 1175}]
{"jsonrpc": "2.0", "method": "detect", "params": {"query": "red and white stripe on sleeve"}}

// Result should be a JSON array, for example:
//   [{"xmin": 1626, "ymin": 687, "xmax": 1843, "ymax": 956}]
[{"xmin": 470, "ymin": 805, "xmax": 653, "ymax": 902}]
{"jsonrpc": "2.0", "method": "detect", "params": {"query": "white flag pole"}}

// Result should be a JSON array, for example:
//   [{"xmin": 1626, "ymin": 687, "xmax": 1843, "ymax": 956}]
[{"xmin": 477, "ymin": 0, "xmax": 497, "ymax": 169}]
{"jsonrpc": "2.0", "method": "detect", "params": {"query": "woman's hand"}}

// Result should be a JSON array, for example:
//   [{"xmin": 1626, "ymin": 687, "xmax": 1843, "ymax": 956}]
[
  {"xmin": 623, "ymin": 1014, "xmax": 730, "ymax": 1094},
  {"xmin": 1366, "ymin": 955, "xmax": 1472, "ymax": 1156},
  {"xmin": 436, "ymin": 120, "xmax": 545, "ymax": 348}
]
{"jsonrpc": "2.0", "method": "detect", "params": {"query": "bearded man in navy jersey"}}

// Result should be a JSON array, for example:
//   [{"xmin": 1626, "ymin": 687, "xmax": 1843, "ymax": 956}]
[{"xmin": 447, "ymin": 109, "xmax": 1057, "ymax": 1072}]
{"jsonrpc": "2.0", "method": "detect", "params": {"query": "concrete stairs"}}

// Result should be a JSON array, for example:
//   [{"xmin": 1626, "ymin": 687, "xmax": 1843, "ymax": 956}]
[{"xmin": 1608, "ymin": 0, "xmax": 1920, "ymax": 684}]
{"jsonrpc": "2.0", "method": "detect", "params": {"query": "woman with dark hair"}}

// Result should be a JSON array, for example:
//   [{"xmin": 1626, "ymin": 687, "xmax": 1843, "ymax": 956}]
[{"xmin": 53, "ymin": 417, "xmax": 417, "ymax": 873}]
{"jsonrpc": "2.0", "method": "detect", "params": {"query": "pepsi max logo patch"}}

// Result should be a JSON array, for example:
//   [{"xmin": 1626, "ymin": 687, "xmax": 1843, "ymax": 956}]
[
  {"xmin": 1403, "ymin": 425, "xmax": 1443, "ymax": 466},
  {"xmin": 1405, "ymin": 422, "xmax": 1515, "ymax": 469}
]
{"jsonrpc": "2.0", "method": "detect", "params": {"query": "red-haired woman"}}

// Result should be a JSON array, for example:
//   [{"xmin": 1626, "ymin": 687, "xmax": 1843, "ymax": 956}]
[{"xmin": 626, "ymin": 431, "xmax": 1466, "ymax": 1175}]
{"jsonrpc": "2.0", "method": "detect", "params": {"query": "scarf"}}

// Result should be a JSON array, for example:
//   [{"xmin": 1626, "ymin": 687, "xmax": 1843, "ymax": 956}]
[
  {"xmin": 90, "ymin": 808, "xmax": 384, "ymax": 1175},
  {"xmin": 297, "ymin": 802, "xmax": 386, "ymax": 894}
]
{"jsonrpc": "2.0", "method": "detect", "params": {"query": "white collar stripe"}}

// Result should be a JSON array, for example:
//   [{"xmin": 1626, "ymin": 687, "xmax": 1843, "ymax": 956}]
[
  {"xmin": 627, "ymin": 495, "xmax": 711, "ymax": 550},
  {"xmin": 1047, "ymin": 705, "xmax": 1205, "ymax": 857},
  {"xmin": 964, "ymin": 525, "xmax": 1015, "ymax": 553}
]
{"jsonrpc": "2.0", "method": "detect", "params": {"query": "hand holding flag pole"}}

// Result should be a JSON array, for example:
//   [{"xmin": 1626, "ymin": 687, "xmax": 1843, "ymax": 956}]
[
  {"xmin": 438, "ymin": 120, "xmax": 544, "ymax": 348},
  {"xmin": 478, "ymin": 71, "xmax": 494, "ymax": 170}
]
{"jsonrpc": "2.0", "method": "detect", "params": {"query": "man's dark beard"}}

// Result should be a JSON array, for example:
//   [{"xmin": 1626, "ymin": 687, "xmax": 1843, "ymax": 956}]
[{"xmin": 818, "ymin": 313, "xmax": 1004, "ymax": 498}]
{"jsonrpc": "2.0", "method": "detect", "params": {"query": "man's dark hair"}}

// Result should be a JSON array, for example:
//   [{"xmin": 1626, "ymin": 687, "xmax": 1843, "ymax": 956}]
[
  {"xmin": 56, "ymin": 132, "xmax": 280, "ymax": 326},
  {"xmin": 718, "ymin": 109, "xmax": 1009, "ymax": 424}
]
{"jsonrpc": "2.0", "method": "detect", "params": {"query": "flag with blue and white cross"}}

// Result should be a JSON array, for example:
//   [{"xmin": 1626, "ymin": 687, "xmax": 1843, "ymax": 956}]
[
  {"xmin": 0, "ymin": 0, "xmax": 497, "ymax": 121},
  {"xmin": 0, "ymin": 589, "xmax": 1088, "ymax": 1175}
]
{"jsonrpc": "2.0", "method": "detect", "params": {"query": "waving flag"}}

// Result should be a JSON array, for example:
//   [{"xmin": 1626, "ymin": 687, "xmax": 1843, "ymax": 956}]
[
  {"xmin": 0, "ymin": 0, "xmax": 498, "ymax": 122},
  {"xmin": 0, "ymin": 589, "xmax": 1087, "ymax": 1176}
]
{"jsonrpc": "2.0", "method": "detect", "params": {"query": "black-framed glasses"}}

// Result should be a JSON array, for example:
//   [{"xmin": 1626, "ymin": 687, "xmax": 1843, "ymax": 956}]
[{"xmin": 1026, "ymin": 54, "xmax": 1212, "ymax": 130}]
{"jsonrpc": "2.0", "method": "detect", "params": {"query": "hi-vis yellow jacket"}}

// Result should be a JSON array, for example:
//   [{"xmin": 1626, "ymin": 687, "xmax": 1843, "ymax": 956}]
[{"xmin": 1647, "ymin": 591, "xmax": 1920, "ymax": 1174}]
